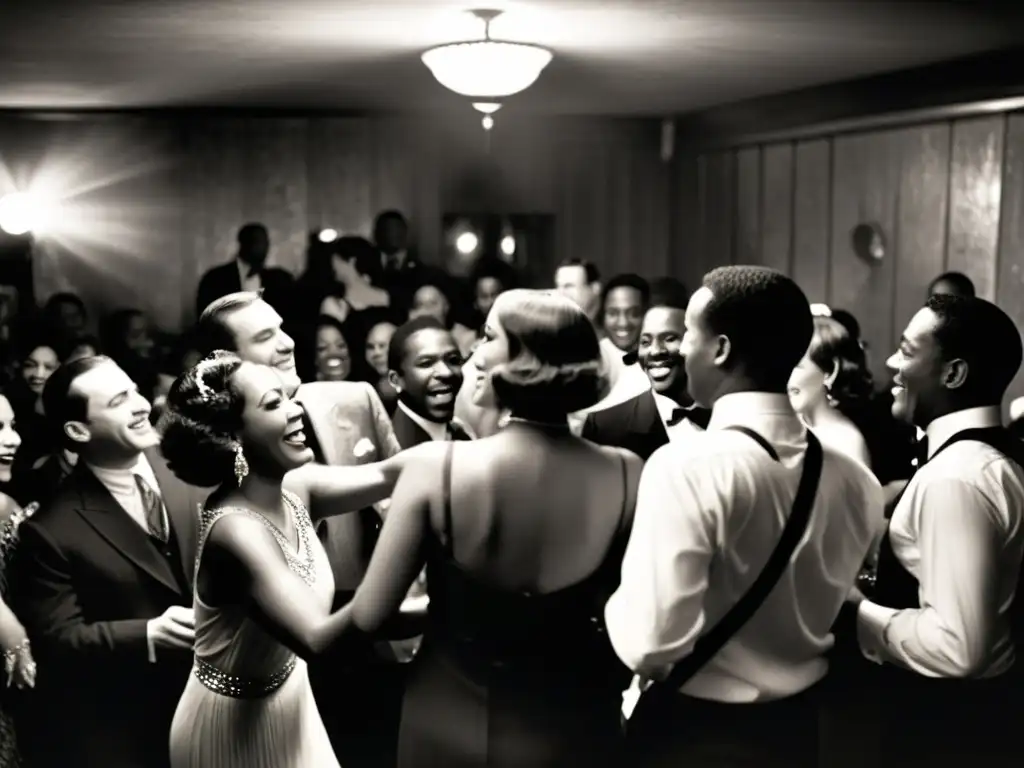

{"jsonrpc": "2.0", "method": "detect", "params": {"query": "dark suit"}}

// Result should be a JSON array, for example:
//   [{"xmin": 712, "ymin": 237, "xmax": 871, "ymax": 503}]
[
  {"xmin": 195, "ymin": 260, "xmax": 295, "ymax": 320},
  {"xmin": 582, "ymin": 389, "xmax": 670, "ymax": 461},
  {"xmin": 392, "ymin": 404, "xmax": 474, "ymax": 449},
  {"xmin": 8, "ymin": 448, "xmax": 206, "ymax": 768}
]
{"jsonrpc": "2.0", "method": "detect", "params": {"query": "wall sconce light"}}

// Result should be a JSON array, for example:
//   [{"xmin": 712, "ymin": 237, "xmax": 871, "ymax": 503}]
[{"xmin": 851, "ymin": 222, "xmax": 886, "ymax": 263}]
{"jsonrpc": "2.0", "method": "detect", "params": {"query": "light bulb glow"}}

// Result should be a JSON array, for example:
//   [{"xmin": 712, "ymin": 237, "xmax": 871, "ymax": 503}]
[
  {"xmin": 500, "ymin": 235, "xmax": 516, "ymax": 256},
  {"xmin": 455, "ymin": 231, "xmax": 479, "ymax": 255},
  {"xmin": 0, "ymin": 193, "xmax": 49, "ymax": 236},
  {"xmin": 318, "ymin": 228, "xmax": 339, "ymax": 243}
]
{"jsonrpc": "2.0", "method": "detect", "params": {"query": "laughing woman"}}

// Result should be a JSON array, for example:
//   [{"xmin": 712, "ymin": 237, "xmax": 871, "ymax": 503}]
[
  {"xmin": 159, "ymin": 353, "xmax": 427, "ymax": 768},
  {"xmin": 0, "ymin": 390, "xmax": 38, "ymax": 768}
]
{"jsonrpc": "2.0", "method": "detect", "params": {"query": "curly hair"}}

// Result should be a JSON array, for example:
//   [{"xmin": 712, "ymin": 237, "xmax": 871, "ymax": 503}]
[
  {"xmin": 807, "ymin": 316, "xmax": 874, "ymax": 415},
  {"xmin": 158, "ymin": 351, "xmax": 245, "ymax": 488},
  {"xmin": 488, "ymin": 289, "xmax": 607, "ymax": 416}
]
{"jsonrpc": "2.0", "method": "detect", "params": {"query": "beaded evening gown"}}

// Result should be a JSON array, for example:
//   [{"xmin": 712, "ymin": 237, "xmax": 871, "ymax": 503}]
[{"xmin": 168, "ymin": 491, "xmax": 339, "ymax": 768}]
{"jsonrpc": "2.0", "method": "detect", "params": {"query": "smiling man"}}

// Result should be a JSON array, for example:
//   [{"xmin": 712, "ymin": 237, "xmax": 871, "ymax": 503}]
[
  {"xmin": 852, "ymin": 294, "xmax": 1024, "ymax": 766},
  {"xmin": 388, "ymin": 316, "xmax": 469, "ymax": 447},
  {"xmin": 582, "ymin": 281, "xmax": 709, "ymax": 459},
  {"xmin": 9, "ymin": 356, "xmax": 207, "ymax": 768}
]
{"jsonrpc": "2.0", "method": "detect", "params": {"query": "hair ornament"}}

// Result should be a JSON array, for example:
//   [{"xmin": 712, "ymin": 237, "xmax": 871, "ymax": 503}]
[{"xmin": 193, "ymin": 355, "xmax": 224, "ymax": 403}]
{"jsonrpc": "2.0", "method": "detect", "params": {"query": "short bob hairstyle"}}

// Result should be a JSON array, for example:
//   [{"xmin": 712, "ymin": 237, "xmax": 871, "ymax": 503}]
[{"xmin": 486, "ymin": 289, "xmax": 607, "ymax": 416}]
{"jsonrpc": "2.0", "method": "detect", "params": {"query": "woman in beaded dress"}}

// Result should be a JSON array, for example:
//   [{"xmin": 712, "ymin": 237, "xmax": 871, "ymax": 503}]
[
  {"xmin": 159, "ymin": 353, "xmax": 427, "ymax": 768},
  {"xmin": 0, "ymin": 391, "xmax": 38, "ymax": 768},
  {"xmin": 348, "ymin": 290, "xmax": 641, "ymax": 768}
]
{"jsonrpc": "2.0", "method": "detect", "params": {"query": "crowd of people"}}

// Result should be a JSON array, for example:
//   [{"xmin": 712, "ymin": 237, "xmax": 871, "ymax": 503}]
[{"xmin": 0, "ymin": 205, "xmax": 1020, "ymax": 768}]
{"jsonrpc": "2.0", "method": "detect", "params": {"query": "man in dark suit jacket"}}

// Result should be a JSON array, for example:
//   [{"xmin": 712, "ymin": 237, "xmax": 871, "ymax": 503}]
[
  {"xmin": 8, "ymin": 356, "xmax": 207, "ymax": 768},
  {"xmin": 583, "ymin": 283, "xmax": 709, "ymax": 459},
  {"xmin": 195, "ymin": 222, "xmax": 295, "ymax": 321},
  {"xmin": 373, "ymin": 210, "xmax": 422, "ymax": 312},
  {"xmin": 388, "ymin": 316, "xmax": 470, "ymax": 447}
]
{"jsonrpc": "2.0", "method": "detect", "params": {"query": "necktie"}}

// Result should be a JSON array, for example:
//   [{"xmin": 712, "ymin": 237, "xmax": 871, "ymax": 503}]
[
  {"xmin": 135, "ymin": 475, "xmax": 169, "ymax": 543},
  {"xmin": 446, "ymin": 421, "xmax": 471, "ymax": 441}
]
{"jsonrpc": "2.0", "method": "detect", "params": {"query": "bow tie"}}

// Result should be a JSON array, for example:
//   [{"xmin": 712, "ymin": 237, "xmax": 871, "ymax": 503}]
[
  {"xmin": 666, "ymin": 405, "xmax": 711, "ymax": 429},
  {"xmin": 622, "ymin": 351, "xmax": 638, "ymax": 366},
  {"xmin": 446, "ymin": 420, "xmax": 472, "ymax": 441}
]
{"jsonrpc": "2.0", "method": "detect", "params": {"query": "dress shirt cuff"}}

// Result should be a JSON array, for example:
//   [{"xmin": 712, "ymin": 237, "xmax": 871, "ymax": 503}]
[
  {"xmin": 856, "ymin": 600, "xmax": 899, "ymax": 665},
  {"xmin": 145, "ymin": 621, "xmax": 157, "ymax": 664}
]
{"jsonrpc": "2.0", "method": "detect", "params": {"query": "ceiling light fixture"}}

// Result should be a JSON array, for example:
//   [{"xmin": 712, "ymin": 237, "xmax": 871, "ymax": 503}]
[{"xmin": 421, "ymin": 9, "xmax": 553, "ymax": 131}]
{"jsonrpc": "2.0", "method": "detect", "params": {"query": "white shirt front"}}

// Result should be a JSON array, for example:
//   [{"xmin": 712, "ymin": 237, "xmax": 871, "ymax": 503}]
[
  {"xmin": 606, "ymin": 392, "xmax": 883, "ymax": 703},
  {"xmin": 88, "ymin": 455, "xmax": 167, "ymax": 664},
  {"xmin": 857, "ymin": 406, "xmax": 1024, "ymax": 678},
  {"xmin": 236, "ymin": 258, "xmax": 262, "ymax": 294}
]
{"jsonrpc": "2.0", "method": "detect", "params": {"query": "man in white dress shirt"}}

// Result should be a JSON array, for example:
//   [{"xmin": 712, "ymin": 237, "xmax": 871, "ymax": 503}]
[
  {"xmin": 605, "ymin": 266, "xmax": 882, "ymax": 767},
  {"xmin": 852, "ymin": 294, "xmax": 1024, "ymax": 766}
]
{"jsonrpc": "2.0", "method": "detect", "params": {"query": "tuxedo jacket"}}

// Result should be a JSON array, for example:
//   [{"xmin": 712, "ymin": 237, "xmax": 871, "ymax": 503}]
[
  {"xmin": 8, "ymin": 448, "xmax": 206, "ymax": 768},
  {"xmin": 392, "ymin": 405, "xmax": 474, "ymax": 449},
  {"xmin": 195, "ymin": 260, "xmax": 295, "ymax": 320},
  {"xmin": 295, "ymin": 380, "xmax": 401, "ymax": 593},
  {"xmin": 581, "ymin": 389, "xmax": 670, "ymax": 462}
]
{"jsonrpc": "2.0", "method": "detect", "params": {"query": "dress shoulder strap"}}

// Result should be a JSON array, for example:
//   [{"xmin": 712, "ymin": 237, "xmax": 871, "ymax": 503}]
[{"xmin": 441, "ymin": 441, "xmax": 455, "ymax": 558}]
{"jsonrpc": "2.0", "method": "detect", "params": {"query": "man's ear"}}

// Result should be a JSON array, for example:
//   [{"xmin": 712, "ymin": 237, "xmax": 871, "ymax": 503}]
[
  {"xmin": 943, "ymin": 358, "xmax": 969, "ymax": 390},
  {"xmin": 64, "ymin": 420, "xmax": 91, "ymax": 446},
  {"xmin": 712, "ymin": 335, "xmax": 731, "ymax": 368}
]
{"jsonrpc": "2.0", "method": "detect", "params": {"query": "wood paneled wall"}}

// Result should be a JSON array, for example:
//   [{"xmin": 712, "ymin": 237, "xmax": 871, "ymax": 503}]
[
  {"xmin": 675, "ymin": 111, "xmax": 1024, "ymax": 406},
  {"xmin": 0, "ymin": 113, "xmax": 669, "ymax": 332}
]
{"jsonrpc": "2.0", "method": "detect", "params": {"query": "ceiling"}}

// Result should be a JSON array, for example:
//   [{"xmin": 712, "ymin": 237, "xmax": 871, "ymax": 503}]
[{"xmin": 0, "ymin": 0, "xmax": 1022, "ymax": 115}]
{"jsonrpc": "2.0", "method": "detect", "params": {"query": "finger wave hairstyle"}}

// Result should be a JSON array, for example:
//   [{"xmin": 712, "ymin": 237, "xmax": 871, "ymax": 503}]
[
  {"xmin": 487, "ymin": 289, "xmax": 608, "ymax": 416},
  {"xmin": 158, "ymin": 350, "xmax": 246, "ymax": 488},
  {"xmin": 808, "ymin": 315, "xmax": 874, "ymax": 413}
]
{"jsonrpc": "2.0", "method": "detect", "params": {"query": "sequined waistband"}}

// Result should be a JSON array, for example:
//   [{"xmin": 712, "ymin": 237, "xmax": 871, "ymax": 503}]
[{"xmin": 193, "ymin": 655, "xmax": 297, "ymax": 699}]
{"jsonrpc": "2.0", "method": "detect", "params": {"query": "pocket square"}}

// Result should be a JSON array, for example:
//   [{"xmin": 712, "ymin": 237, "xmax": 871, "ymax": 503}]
[{"xmin": 353, "ymin": 437, "xmax": 376, "ymax": 459}]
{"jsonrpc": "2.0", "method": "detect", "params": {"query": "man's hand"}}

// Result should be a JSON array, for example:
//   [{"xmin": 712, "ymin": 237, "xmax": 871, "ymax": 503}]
[{"xmin": 147, "ymin": 606, "xmax": 195, "ymax": 651}]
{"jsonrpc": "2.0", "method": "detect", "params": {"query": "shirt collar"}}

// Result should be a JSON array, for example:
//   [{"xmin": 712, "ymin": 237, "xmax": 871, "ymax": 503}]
[
  {"xmin": 707, "ymin": 392, "xmax": 795, "ymax": 431},
  {"xmin": 925, "ymin": 406, "xmax": 1002, "ymax": 458},
  {"xmin": 397, "ymin": 399, "xmax": 448, "ymax": 442},
  {"xmin": 652, "ymin": 392, "xmax": 680, "ymax": 422},
  {"xmin": 87, "ymin": 455, "xmax": 157, "ymax": 495}
]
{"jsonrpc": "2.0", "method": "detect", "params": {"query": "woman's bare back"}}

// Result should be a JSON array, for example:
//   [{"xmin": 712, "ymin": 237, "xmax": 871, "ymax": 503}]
[{"xmin": 428, "ymin": 430, "xmax": 641, "ymax": 595}]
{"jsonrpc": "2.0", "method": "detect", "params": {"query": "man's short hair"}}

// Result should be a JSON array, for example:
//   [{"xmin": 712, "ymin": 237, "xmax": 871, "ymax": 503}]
[
  {"xmin": 387, "ymin": 316, "xmax": 449, "ymax": 374},
  {"xmin": 42, "ymin": 355, "xmax": 113, "ymax": 429},
  {"xmin": 648, "ymin": 277, "xmax": 690, "ymax": 311},
  {"xmin": 928, "ymin": 271, "xmax": 976, "ymax": 298},
  {"xmin": 600, "ymin": 273, "xmax": 650, "ymax": 308},
  {"xmin": 926, "ymin": 293, "xmax": 1022, "ymax": 401},
  {"xmin": 195, "ymin": 291, "xmax": 263, "ymax": 357},
  {"xmin": 701, "ymin": 266, "xmax": 813, "ymax": 386}
]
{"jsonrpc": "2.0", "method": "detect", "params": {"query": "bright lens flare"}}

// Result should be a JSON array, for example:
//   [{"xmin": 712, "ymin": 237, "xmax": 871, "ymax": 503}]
[
  {"xmin": 456, "ymin": 231, "xmax": 479, "ymax": 255},
  {"xmin": 0, "ymin": 193, "xmax": 53, "ymax": 236},
  {"xmin": 318, "ymin": 228, "xmax": 338, "ymax": 243}
]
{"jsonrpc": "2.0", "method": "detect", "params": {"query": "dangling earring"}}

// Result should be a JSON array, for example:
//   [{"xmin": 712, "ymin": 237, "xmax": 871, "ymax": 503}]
[
  {"xmin": 824, "ymin": 382, "xmax": 838, "ymax": 408},
  {"xmin": 234, "ymin": 445, "xmax": 249, "ymax": 485}
]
